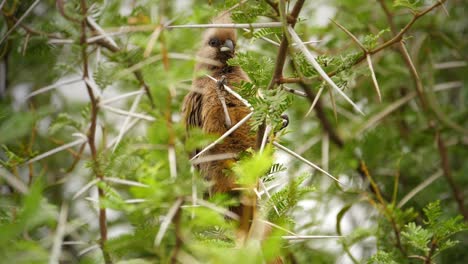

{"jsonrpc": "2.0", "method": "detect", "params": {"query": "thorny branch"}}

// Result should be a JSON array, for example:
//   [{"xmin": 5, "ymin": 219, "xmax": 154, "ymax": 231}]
[
  {"xmin": 86, "ymin": 20, "xmax": 155, "ymax": 108},
  {"xmin": 257, "ymin": 0, "xmax": 305, "ymax": 149},
  {"xmin": 78, "ymin": 0, "xmax": 111, "ymax": 263},
  {"xmin": 377, "ymin": 0, "xmax": 467, "ymax": 220},
  {"xmin": 279, "ymin": 0, "xmax": 449, "ymax": 86}
]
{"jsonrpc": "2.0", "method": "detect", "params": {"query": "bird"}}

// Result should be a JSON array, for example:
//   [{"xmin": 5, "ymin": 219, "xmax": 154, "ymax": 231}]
[{"xmin": 181, "ymin": 13, "xmax": 257, "ymax": 242}]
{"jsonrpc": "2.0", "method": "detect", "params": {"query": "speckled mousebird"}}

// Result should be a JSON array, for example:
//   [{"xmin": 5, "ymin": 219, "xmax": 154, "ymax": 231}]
[{"xmin": 181, "ymin": 13, "xmax": 257, "ymax": 241}]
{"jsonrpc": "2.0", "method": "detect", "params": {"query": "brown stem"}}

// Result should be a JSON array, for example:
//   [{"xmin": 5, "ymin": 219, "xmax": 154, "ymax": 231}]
[
  {"xmin": 170, "ymin": 206, "xmax": 183, "ymax": 264},
  {"xmin": 266, "ymin": 0, "xmax": 305, "ymax": 91},
  {"xmin": 377, "ymin": 0, "xmax": 428, "ymax": 109},
  {"xmin": 436, "ymin": 131, "xmax": 468, "ymax": 220},
  {"xmin": 66, "ymin": 142, "xmax": 87, "ymax": 173},
  {"xmin": 78, "ymin": 0, "xmax": 111, "ymax": 263},
  {"xmin": 424, "ymin": 237, "xmax": 437, "ymax": 264}
]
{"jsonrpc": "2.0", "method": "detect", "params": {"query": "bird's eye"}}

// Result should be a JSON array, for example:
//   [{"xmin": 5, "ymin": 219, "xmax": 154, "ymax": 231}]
[{"xmin": 208, "ymin": 38, "xmax": 219, "ymax": 47}]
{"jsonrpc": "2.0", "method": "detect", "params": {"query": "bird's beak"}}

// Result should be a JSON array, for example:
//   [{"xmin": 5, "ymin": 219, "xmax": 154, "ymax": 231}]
[{"xmin": 220, "ymin": 39, "xmax": 234, "ymax": 52}]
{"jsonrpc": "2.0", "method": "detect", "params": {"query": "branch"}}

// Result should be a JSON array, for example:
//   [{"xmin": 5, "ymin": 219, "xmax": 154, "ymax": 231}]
[
  {"xmin": 267, "ymin": 0, "xmax": 305, "ymax": 91},
  {"xmin": 87, "ymin": 19, "xmax": 155, "ymax": 108},
  {"xmin": 78, "ymin": 1, "xmax": 111, "ymax": 262},
  {"xmin": 288, "ymin": 26, "xmax": 364, "ymax": 115},
  {"xmin": 273, "ymin": 141, "xmax": 344, "ymax": 185},
  {"xmin": 436, "ymin": 131, "xmax": 468, "ymax": 220},
  {"xmin": 290, "ymin": 0, "xmax": 448, "ymax": 85},
  {"xmin": 425, "ymin": 237, "xmax": 438, "ymax": 264}
]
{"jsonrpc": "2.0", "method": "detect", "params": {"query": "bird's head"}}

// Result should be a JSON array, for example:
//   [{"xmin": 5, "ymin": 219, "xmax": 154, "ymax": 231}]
[{"xmin": 197, "ymin": 13, "xmax": 237, "ymax": 69}]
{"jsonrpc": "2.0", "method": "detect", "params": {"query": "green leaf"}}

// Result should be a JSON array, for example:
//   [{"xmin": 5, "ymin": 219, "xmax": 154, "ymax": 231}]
[{"xmin": 233, "ymin": 147, "xmax": 273, "ymax": 186}]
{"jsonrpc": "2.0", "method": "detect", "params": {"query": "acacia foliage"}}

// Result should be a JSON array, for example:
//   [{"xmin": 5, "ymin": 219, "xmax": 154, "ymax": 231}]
[{"xmin": 0, "ymin": 0, "xmax": 467, "ymax": 263}]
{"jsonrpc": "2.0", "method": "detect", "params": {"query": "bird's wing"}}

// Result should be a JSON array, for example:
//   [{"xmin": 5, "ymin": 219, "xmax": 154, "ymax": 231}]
[{"xmin": 182, "ymin": 91, "xmax": 203, "ymax": 131}]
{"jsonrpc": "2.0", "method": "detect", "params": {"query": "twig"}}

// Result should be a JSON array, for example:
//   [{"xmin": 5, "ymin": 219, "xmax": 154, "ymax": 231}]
[
  {"xmin": 170, "ymin": 203, "xmax": 183, "ymax": 264},
  {"xmin": 99, "ymin": 90, "xmax": 145, "ymax": 105},
  {"xmin": 190, "ymin": 112, "xmax": 253, "ymax": 161},
  {"xmin": 107, "ymin": 118, "xmax": 142, "ymax": 149},
  {"xmin": 49, "ymin": 203, "xmax": 68, "ymax": 264},
  {"xmin": 436, "ymin": 131, "xmax": 468, "ymax": 220},
  {"xmin": 273, "ymin": 141, "xmax": 344, "ymax": 185},
  {"xmin": 104, "ymin": 177, "xmax": 149, "ymax": 188},
  {"xmin": 366, "ymin": 54, "xmax": 382, "ymax": 102},
  {"xmin": 188, "ymin": 198, "xmax": 239, "ymax": 221},
  {"xmin": 154, "ymin": 197, "xmax": 184, "ymax": 246},
  {"xmin": 242, "ymin": 28, "xmax": 280, "ymax": 47},
  {"xmin": 117, "ymin": 53, "xmax": 221, "ymax": 77},
  {"xmin": 301, "ymin": 0, "xmax": 448, "ymax": 85},
  {"xmin": 266, "ymin": 0, "xmax": 305, "ymax": 91},
  {"xmin": 100, "ymin": 104, "xmax": 155, "ymax": 121},
  {"xmin": 78, "ymin": 245, "xmax": 100, "ymax": 256},
  {"xmin": 356, "ymin": 75, "xmax": 462, "ymax": 135},
  {"xmin": 0, "ymin": 167, "xmax": 29, "ymax": 194},
  {"xmin": 0, "ymin": 0, "xmax": 41, "ymax": 45},
  {"xmin": 288, "ymin": 26, "xmax": 365, "ymax": 115},
  {"xmin": 434, "ymin": 61, "xmax": 466, "ymax": 69},
  {"xmin": 168, "ymin": 146, "xmax": 177, "ymax": 179},
  {"xmin": 27, "ymin": 77, "xmax": 83, "ymax": 99},
  {"xmin": 398, "ymin": 41, "xmax": 426, "ymax": 108},
  {"xmin": 86, "ymin": 17, "xmax": 118, "ymax": 50},
  {"xmin": 0, "ymin": 0, "xmax": 7, "ymax": 10},
  {"xmin": 425, "ymin": 238, "xmax": 437, "ymax": 264},
  {"xmin": 282, "ymin": 85, "xmax": 307, "ymax": 97},
  {"xmin": 205, "ymin": 74, "xmax": 252, "ymax": 109},
  {"xmin": 298, "ymin": 81, "xmax": 344, "ymax": 148},
  {"xmin": 257, "ymin": 219, "xmax": 297, "ymax": 236},
  {"xmin": 398, "ymin": 170, "xmax": 443, "ymax": 208},
  {"xmin": 282, "ymin": 235, "xmax": 343, "ymax": 240},
  {"xmin": 27, "ymin": 137, "xmax": 87, "ymax": 164},
  {"xmin": 330, "ymin": 19, "xmax": 366, "ymax": 51},
  {"xmin": 78, "ymin": 1, "xmax": 110, "ymax": 262},
  {"xmin": 305, "ymin": 86, "xmax": 324, "ymax": 117},
  {"xmin": 214, "ymin": 76, "xmax": 232, "ymax": 128},
  {"xmin": 72, "ymin": 178, "xmax": 100, "ymax": 200},
  {"xmin": 166, "ymin": 22, "xmax": 283, "ymax": 29},
  {"xmin": 190, "ymin": 153, "xmax": 237, "ymax": 165},
  {"xmin": 110, "ymin": 89, "xmax": 145, "ymax": 152}
]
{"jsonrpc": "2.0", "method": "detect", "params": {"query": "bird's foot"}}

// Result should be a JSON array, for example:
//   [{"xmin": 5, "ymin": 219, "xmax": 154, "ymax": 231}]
[{"xmin": 217, "ymin": 75, "xmax": 227, "ymax": 89}]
